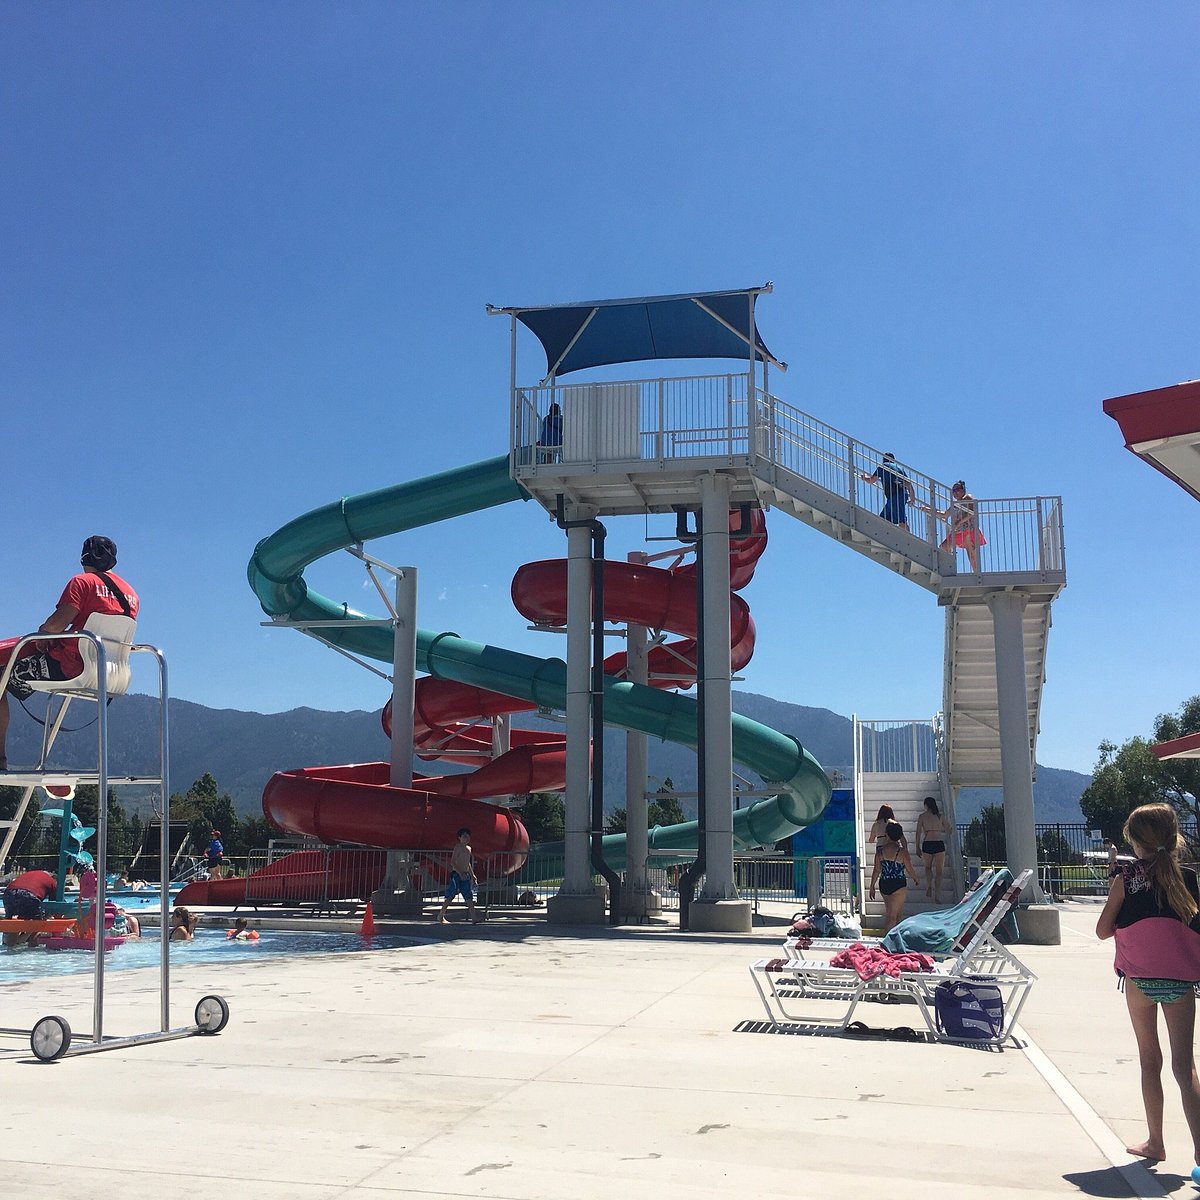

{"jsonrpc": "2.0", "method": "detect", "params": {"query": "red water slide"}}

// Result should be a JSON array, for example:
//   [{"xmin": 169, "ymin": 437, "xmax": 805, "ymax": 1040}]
[{"xmin": 179, "ymin": 512, "xmax": 768, "ymax": 907}]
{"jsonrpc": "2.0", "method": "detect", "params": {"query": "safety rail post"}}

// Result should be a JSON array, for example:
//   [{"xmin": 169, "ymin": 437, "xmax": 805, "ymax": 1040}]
[{"xmin": 655, "ymin": 377, "xmax": 665, "ymax": 459}]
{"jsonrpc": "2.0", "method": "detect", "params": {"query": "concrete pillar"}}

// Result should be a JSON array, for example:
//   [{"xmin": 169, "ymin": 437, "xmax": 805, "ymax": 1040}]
[
  {"xmin": 547, "ymin": 516, "xmax": 604, "ymax": 924},
  {"xmin": 987, "ymin": 590, "xmax": 1059, "ymax": 942},
  {"xmin": 376, "ymin": 568, "xmax": 421, "ymax": 915},
  {"xmin": 622, "ymin": 597, "xmax": 659, "ymax": 920},
  {"xmin": 691, "ymin": 473, "xmax": 751, "ymax": 933}
]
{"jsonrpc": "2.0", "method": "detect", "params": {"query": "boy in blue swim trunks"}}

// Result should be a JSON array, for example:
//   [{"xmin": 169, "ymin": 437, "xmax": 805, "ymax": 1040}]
[
  {"xmin": 437, "ymin": 827, "xmax": 484, "ymax": 924},
  {"xmin": 861, "ymin": 452, "xmax": 916, "ymax": 530}
]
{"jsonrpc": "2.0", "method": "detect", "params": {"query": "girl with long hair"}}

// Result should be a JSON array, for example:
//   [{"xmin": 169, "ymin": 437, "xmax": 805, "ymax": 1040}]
[
  {"xmin": 915, "ymin": 796, "xmax": 950, "ymax": 903},
  {"xmin": 1097, "ymin": 803, "xmax": 1200, "ymax": 1164},
  {"xmin": 868, "ymin": 804, "xmax": 906, "ymax": 857}
]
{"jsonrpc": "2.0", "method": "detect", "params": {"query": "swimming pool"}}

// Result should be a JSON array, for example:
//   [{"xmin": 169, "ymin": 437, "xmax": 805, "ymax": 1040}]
[{"xmin": 0, "ymin": 927, "xmax": 422, "ymax": 983}]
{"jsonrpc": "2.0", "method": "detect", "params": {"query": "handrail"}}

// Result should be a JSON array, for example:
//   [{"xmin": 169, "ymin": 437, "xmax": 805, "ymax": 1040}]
[{"xmin": 512, "ymin": 372, "xmax": 1066, "ymax": 579}]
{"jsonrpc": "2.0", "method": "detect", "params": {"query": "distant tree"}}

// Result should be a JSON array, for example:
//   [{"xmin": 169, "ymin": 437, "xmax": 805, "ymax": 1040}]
[
  {"xmin": 232, "ymin": 817, "xmax": 277, "ymax": 856},
  {"xmin": 172, "ymin": 773, "xmax": 239, "ymax": 852},
  {"xmin": 649, "ymin": 792, "xmax": 686, "ymax": 828},
  {"xmin": 1151, "ymin": 696, "xmax": 1200, "ymax": 827},
  {"xmin": 962, "ymin": 803, "xmax": 1006, "ymax": 862},
  {"xmin": 516, "ymin": 792, "xmax": 565, "ymax": 842},
  {"xmin": 1078, "ymin": 739, "xmax": 1162, "ymax": 841},
  {"xmin": 1036, "ymin": 825, "xmax": 1079, "ymax": 866},
  {"xmin": 605, "ymin": 778, "xmax": 687, "ymax": 833},
  {"xmin": 0, "ymin": 784, "xmax": 42, "ymax": 865},
  {"xmin": 1076, "ymin": 698, "xmax": 1200, "ymax": 842}
]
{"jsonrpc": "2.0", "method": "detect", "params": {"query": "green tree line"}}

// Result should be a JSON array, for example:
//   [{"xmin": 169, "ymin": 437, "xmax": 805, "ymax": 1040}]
[
  {"xmin": 961, "ymin": 697, "xmax": 1200, "ymax": 864},
  {"xmin": 0, "ymin": 771, "xmax": 276, "ymax": 875}
]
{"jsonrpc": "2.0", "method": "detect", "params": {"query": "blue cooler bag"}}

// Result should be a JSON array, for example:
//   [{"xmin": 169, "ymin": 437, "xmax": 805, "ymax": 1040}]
[{"xmin": 933, "ymin": 977, "xmax": 1005, "ymax": 1040}]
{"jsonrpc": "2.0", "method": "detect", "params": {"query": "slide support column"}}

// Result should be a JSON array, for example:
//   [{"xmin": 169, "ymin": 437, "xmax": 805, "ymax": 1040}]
[
  {"xmin": 375, "ymin": 567, "xmax": 421, "ymax": 915},
  {"xmin": 986, "ymin": 590, "xmax": 1059, "ymax": 943},
  {"xmin": 622, "ymin": 556, "xmax": 658, "ymax": 920},
  {"xmin": 547, "ymin": 513, "xmax": 604, "ymax": 924},
  {"xmin": 691, "ymin": 473, "xmax": 751, "ymax": 933}
]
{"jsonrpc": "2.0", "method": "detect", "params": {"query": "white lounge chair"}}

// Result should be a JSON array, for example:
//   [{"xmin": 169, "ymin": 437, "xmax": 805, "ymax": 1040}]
[{"xmin": 749, "ymin": 870, "xmax": 1035, "ymax": 1045}]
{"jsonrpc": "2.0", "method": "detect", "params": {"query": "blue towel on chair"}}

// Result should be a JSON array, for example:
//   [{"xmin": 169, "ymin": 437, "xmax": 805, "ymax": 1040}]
[{"xmin": 882, "ymin": 868, "xmax": 1013, "ymax": 955}]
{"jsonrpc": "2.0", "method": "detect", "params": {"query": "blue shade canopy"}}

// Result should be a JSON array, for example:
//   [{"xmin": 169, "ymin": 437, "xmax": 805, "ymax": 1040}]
[{"xmin": 496, "ymin": 287, "xmax": 785, "ymax": 378}]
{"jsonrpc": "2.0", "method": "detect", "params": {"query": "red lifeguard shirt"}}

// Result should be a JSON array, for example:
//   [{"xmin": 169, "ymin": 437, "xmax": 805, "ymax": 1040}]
[
  {"xmin": 6, "ymin": 870, "xmax": 57, "ymax": 900},
  {"xmin": 49, "ymin": 572, "xmax": 139, "ymax": 678}
]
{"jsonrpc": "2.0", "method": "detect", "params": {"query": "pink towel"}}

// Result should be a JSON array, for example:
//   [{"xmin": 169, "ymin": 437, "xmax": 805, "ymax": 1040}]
[{"xmin": 830, "ymin": 943, "xmax": 936, "ymax": 980}]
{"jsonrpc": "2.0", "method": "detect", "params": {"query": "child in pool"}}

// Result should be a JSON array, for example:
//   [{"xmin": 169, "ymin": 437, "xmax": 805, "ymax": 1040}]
[
  {"xmin": 1097, "ymin": 803, "xmax": 1200, "ymax": 1165},
  {"xmin": 226, "ymin": 917, "xmax": 259, "ymax": 942}
]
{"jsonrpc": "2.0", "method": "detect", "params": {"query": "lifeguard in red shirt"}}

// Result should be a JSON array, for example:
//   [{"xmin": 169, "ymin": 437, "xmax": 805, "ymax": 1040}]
[{"xmin": 0, "ymin": 536, "xmax": 139, "ymax": 770}]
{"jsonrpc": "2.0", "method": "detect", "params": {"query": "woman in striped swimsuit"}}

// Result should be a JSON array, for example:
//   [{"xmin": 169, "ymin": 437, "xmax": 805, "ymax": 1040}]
[{"xmin": 1097, "ymin": 803, "xmax": 1200, "ymax": 1165}]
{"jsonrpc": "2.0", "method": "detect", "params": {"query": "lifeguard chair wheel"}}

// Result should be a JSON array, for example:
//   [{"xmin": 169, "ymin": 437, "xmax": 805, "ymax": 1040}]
[
  {"xmin": 31, "ymin": 1015, "xmax": 72, "ymax": 1062},
  {"xmin": 195, "ymin": 994, "xmax": 229, "ymax": 1034}
]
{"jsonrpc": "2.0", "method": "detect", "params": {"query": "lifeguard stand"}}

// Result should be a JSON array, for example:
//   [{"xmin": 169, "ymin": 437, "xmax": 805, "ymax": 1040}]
[{"xmin": 0, "ymin": 627, "xmax": 228, "ymax": 1061}]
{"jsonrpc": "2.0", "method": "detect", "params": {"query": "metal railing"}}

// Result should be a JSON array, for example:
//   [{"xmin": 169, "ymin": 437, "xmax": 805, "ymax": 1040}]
[
  {"xmin": 855, "ymin": 717, "xmax": 941, "ymax": 774},
  {"xmin": 957, "ymin": 822, "xmax": 1200, "ymax": 898},
  {"xmin": 221, "ymin": 845, "xmax": 860, "ymax": 916},
  {"xmin": 513, "ymin": 373, "xmax": 753, "ymax": 467},
  {"xmin": 511, "ymin": 371, "xmax": 1065, "ymax": 579}
]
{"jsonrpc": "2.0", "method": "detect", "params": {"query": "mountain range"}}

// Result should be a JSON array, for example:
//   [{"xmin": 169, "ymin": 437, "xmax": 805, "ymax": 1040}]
[{"xmin": 5, "ymin": 690, "xmax": 1091, "ymax": 827}]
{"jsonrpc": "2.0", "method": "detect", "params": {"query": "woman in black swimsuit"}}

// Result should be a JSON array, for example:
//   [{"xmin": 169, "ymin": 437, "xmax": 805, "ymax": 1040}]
[
  {"xmin": 915, "ymin": 796, "xmax": 949, "ymax": 903},
  {"xmin": 869, "ymin": 821, "xmax": 920, "ymax": 932}
]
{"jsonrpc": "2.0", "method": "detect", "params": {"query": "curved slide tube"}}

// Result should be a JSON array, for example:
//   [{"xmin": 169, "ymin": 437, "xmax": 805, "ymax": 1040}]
[{"xmin": 205, "ymin": 456, "xmax": 828, "ymax": 905}]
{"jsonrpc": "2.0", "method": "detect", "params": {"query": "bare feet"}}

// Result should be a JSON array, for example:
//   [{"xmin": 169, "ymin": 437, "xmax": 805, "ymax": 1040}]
[
  {"xmin": 1125, "ymin": 1140, "xmax": 1165, "ymax": 1162},
  {"xmin": 436, "ymin": 915, "xmax": 447, "ymax": 924}
]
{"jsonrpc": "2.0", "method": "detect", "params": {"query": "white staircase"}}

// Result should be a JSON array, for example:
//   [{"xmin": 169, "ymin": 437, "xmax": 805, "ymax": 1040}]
[{"xmin": 858, "ymin": 774, "xmax": 948, "ymax": 923}]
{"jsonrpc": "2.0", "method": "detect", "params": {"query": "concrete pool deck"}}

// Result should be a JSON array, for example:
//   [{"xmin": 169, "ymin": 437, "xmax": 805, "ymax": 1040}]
[{"xmin": 0, "ymin": 901, "xmax": 1193, "ymax": 1199}]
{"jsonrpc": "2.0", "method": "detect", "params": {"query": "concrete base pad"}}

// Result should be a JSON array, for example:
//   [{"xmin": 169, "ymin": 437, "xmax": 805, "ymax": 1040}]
[
  {"xmin": 370, "ymin": 888, "xmax": 424, "ymax": 917},
  {"xmin": 546, "ymin": 891, "xmax": 606, "ymax": 925},
  {"xmin": 1018, "ymin": 904, "xmax": 1061, "ymax": 945},
  {"xmin": 621, "ymin": 889, "xmax": 663, "ymax": 921},
  {"xmin": 687, "ymin": 898, "xmax": 752, "ymax": 933}
]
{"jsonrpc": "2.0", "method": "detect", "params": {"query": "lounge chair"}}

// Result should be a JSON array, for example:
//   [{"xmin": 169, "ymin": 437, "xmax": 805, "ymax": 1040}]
[{"xmin": 750, "ymin": 870, "xmax": 1035, "ymax": 1045}]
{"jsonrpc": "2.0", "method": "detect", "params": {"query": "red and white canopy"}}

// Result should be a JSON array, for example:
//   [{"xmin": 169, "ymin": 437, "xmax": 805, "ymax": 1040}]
[
  {"xmin": 1104, "ymin": 380, "xmax": 1199, "ymax": 762},
  {"xmin": 1104, "ymin": 379, "xmax": 1200, "ymax": 502},
  {"xmin": 1151, "ymin": 732, "xmax": 1200, "ymax": 761}
]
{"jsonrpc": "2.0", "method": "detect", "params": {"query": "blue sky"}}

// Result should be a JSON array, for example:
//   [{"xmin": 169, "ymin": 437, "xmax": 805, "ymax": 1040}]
[{"xmin": 3, "ymin": 3, "xmax": 1197, "ymax": 776}]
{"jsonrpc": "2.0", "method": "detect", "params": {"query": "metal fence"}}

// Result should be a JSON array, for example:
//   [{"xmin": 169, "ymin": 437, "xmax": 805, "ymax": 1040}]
[
  {"xmin": 208, "ymin": 845, "xmax": 861, "ymax": 916},
  {"xmin": 957, "ymin": 821, "xmax": 1200, "ymax": 898}
]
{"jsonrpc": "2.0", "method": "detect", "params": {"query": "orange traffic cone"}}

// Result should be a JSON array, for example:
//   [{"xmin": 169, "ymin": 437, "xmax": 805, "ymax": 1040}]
[{"xmin": 359, "ymin": 899, "xmax": 375, "ymax": 939}]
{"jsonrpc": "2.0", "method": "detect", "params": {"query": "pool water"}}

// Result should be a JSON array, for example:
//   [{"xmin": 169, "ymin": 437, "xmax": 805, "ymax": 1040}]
[{"xmin": 0, "ymin": 927, "xmax": 420, "ymax": 982}]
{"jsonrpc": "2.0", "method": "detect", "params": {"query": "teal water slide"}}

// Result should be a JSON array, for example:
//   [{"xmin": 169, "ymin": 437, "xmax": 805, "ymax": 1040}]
[{"xmin": 247, "ymin": 456, "xmax": 831, "ymax": 860}]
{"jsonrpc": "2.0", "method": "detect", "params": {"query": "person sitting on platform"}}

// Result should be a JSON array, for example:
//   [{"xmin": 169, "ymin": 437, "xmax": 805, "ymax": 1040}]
[
  {"xmin": 2, "ymin": 868, "xmax": 58, "ymax": 947},
  {"xmin": 0, "ymin": 535, "xmax": 139, "ymax": 770}
]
